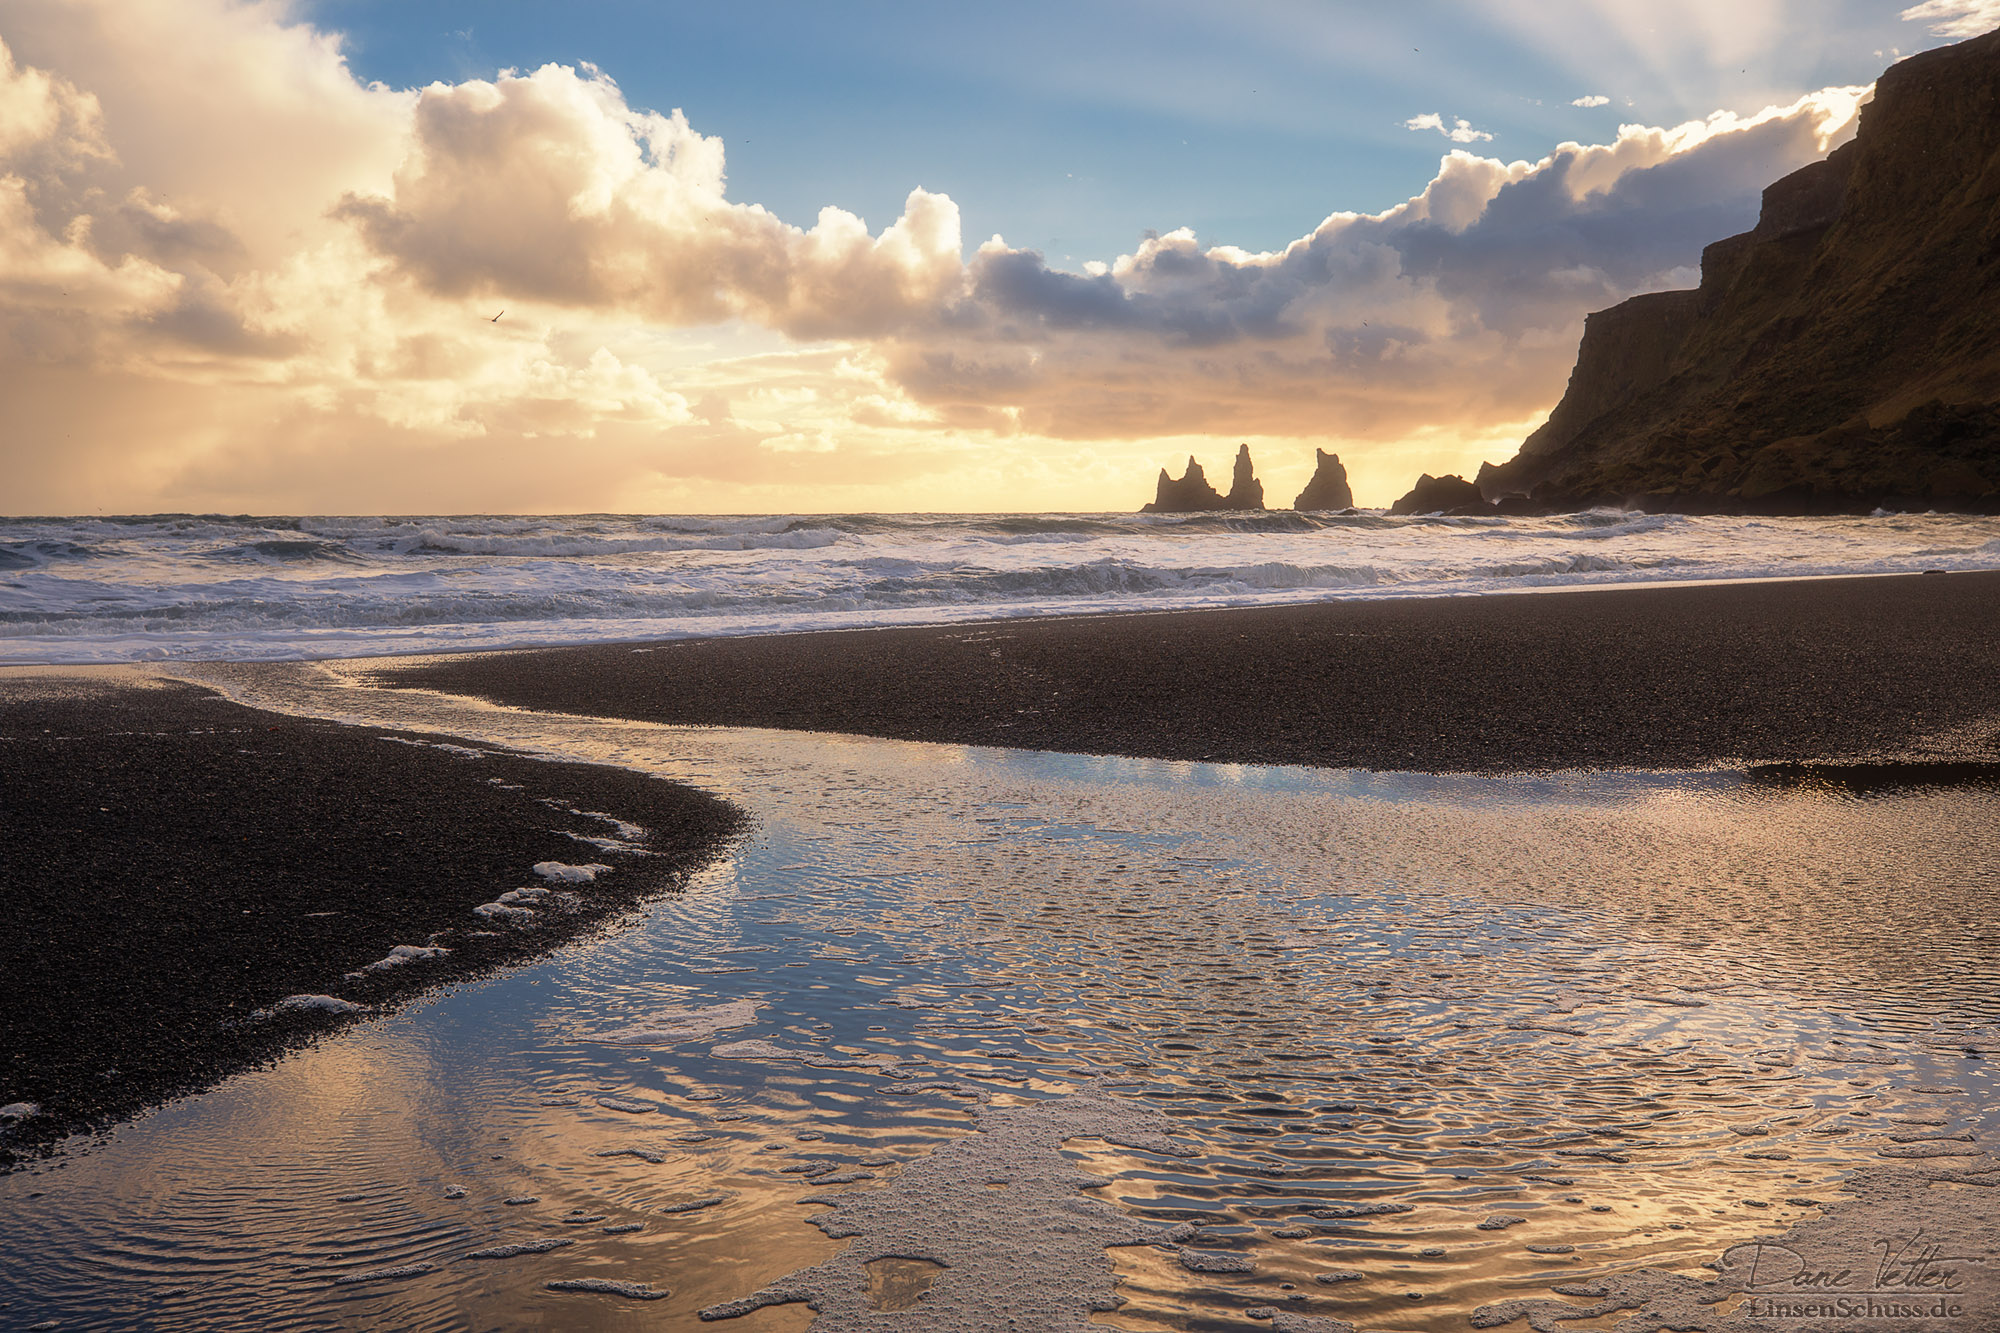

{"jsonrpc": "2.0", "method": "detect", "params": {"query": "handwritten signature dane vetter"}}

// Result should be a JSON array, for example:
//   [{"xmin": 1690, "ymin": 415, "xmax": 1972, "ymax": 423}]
[{"xmin": 1723, "ymin": 1232, "xmax": 1982, "ymax": 1323}]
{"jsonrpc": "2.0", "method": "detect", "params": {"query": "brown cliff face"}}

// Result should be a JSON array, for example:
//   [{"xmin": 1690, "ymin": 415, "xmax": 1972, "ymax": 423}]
[{"xmin": 1478, "ymin": 28, "xmax": 2000, "ymax": 513}]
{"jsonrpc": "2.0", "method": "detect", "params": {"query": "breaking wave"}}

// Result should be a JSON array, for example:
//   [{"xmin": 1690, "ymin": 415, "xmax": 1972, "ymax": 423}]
[{"xmin": 3, "ymin": 509, "xmax": 1998, "ymax": 664}]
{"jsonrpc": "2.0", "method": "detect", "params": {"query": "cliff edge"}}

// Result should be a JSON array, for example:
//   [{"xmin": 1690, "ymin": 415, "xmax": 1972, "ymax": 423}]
[{"xmin": 1477, "ymin": 28, "xmax": 2000, "ymax": 513}]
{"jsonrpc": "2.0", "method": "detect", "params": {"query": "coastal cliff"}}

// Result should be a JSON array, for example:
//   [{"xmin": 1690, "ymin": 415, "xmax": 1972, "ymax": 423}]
[{"xmin": 1476, "ymin": 28, "xmax": 2000, "ymax": 513}]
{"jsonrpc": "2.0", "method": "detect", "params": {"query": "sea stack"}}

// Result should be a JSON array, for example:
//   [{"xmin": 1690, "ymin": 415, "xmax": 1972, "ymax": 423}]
[
  {"xmin": 1224, "ymin": 444, "xmax": 1265, "ymax": 510},
  {"xmin": 1293, "ymin": 449, "xmax": 1355, "ymax": 510},
  {"xmin": 1141, "ymin": 456, "xmax": 1227, "ymax": 512},
  {"xmin": 1141, "ymin": 447, "xmax": 1267, "ymax": 512}
]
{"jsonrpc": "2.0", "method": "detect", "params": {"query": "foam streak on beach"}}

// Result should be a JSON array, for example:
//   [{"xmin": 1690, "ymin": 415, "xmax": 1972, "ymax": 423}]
[{"xmin": 5, "ymin": 510, "xmax": 2000, "ymax": 663}]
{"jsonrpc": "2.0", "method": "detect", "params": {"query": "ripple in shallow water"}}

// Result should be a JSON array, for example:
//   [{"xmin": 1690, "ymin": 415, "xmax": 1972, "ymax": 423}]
[{"xmin": 0, "ymin": 662, "xmax": 1991, "ymax": 1331}]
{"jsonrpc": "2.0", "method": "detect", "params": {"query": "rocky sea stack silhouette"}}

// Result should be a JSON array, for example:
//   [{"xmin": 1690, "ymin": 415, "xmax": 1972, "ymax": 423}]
[
  {"xmin": 1464, "ymin": 28, "xmax": 2000, "ymax": 514},
  {"xmin": 1292, "ymin": 449, "xmax": 1355, "ymax": 511},
  {"xmin": 1142, "ymin": 444, "xmax": 1267, "ymax": 512}
]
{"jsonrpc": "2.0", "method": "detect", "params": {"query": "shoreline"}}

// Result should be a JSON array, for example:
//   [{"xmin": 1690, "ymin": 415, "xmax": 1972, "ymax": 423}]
[
  {"xmin": 372, "ymin": 569, "xmax": 2000, "ymax": 774},
  {"xmin": 0, "ymin": 675, "xmax": 742, "ymax": 1168},
  {"xmin": 1, "ymin": 616, "xmax": 1994, "ymax": 1328},
  {"xmin": 0, "ymin": 565, "xmax": 1979, "ymax": 674}
]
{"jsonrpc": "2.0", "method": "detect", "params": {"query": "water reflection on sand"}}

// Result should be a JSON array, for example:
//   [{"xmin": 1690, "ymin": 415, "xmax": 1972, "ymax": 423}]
[{"xmin": 0, "ymin": 658, "xmax": 1993, "ymax": 1332}]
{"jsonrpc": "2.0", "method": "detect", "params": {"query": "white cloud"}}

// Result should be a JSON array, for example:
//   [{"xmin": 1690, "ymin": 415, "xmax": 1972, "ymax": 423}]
[
  {"xmin": 1404, "ymin": 112, "xmax": 1495, "ymax": 143},
  {"xmin": 1571, "ymin": 94, "xmax": 1611, "ymax": 107},
  {"xmin": 0, "ymin": 32, "xmax": 106, "ymax": 165},
  {"xmin": 1899, "ymin": 1, "xmax": 2000, "ymax": 36},
  {"xmin": 337, "ymin": 63, "xmax": 963, "ymax": 339},
  {"xmin": 896, "ymin": 85, "xmax": 1867, "ymax": 441},
  {"xmin": 760, "ymin": 428, "xmax": 839, "ymax": 453},
  {"xmin": 0, "ymin": 0, "xmax": 1890, "ymax": 512}
]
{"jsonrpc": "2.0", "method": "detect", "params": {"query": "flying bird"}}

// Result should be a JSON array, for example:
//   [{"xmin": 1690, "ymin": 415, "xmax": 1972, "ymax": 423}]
[{"xmin": 489, "ymin": 310, "xmax": 504, "ymax": 323}]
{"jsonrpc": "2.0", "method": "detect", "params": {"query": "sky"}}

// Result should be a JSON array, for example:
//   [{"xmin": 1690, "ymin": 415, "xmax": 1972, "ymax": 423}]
[{"xmin": 1, "ymin": 0, "xmax": 1993, "ymax": 514}]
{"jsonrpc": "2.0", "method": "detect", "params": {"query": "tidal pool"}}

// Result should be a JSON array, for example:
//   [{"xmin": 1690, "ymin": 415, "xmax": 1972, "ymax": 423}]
[{"xmin": 1, "ymin": 659, "xmax": 1994, "ymax": 1332}]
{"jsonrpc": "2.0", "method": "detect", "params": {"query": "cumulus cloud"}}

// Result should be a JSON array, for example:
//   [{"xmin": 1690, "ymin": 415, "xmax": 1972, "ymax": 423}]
[
  {"xmin": 1900, "ymin": 1, "xmax": 2000, "ymax": 36},
  {"xmin": 882, "ymin": 86, "xmax": 1867, "ymax": 441},
  {"xmin": 1571, "ymin": 94, "xmax": 1612, "ymax": 107},
  {"xmin": 335, "ymin": 63, "xmax": 963, "ymax": 339},
  {"xmin": 0, "ymin": 5, "xmax": 765, "ymax": 495},
  {"xmin": 0, "ymin": 0, "xmax": 1882, "ymax": 511},
  {"xmin": 1404, "ymin": 112, "xmax": 1495, "ymax": 143}
]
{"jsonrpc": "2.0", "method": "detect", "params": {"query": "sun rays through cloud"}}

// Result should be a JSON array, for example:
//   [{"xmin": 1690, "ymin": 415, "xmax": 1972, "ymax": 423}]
[{"xmin": 0, "ymin": 0, "xmax": 1976, "ymax": 511}]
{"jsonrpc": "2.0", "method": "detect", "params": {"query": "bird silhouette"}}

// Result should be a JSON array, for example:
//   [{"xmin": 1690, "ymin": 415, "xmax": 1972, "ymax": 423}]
[{"xmin": 489, "ymin": 310, "xmax": 504, "ymax": 323}]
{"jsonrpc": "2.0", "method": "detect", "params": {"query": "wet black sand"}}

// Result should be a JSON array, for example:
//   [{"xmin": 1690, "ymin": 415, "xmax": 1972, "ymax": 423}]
[
  {"xmin": 378, "ymin": 571, "xmax": 2000, "ymax": 773},
  {"xmin": 0, "ymin": 677, "xmax": 740, "ymax": 1168}
]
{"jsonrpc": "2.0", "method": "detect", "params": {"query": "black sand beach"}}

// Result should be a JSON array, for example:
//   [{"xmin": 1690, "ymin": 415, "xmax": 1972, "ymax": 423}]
[
  {"xmin": 0, "ymin": 677, "xmax": 740, "ymax": 1167},
  {"xmin": 2, "ymin": 576, "xmax": 1997, "ymax": 1333},
  {"xmin": 8, "ymin": 572, "xmax": 1998, "ymax": 1166},
  {"xmin": 379, "ymin": 571, "xmax": 2000, "ymax": 773}
]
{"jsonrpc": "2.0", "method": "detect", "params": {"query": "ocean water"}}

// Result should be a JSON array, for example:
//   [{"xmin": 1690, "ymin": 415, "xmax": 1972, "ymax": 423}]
[
  {"xmin": 4, "ymin": 509, "xmax": 2000, "ymax": 663},
  {"xmin": 0, "ymin": 662, "xmax": 1992, "ymax": 1331}
]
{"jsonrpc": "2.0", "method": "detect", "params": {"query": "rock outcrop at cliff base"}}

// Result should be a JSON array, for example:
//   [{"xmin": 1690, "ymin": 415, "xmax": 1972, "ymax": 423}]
[
  {"xmin": 1475, "ymin": 27, "xmax": 2000, "ymax": 514},
  {"xmin": 1389, "ymin": 473, "xmax": 1490, "ymax": 516}
]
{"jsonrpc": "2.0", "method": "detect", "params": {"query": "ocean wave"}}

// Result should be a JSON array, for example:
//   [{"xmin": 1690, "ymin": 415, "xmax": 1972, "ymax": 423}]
[
  {"xmin": 0, "ymin": 540, "xmax": 100, "ymax": 569},
  {"xmin": 99, "ymin": 513, "xmax": 307, "ymax": 533},
  {"xmin": 206, "ymin": 539, "xmax": 367, "ymax": 564},
  {"xmin": 1468, "ymin": 553, "xmax": 1695, "ymax": 579},
  {"xmin": 1470, "ymin": 512, "xmax": 1689, "ymax": 541},
  {"xmin": 853, "ymin": 558, "xmax": 1396, "ymax": 600},
  {"xmin": 641, "ymin": 514, "xmax": 814, "ymax": 536},
  {"xmin": 7, "ymin": 509, "xmax": 2000, "ymax": 665},
  {"xmin": 1134, "ymin": 510, "xmax": 1366, "ymax": 534},
  {"xmin": 394, "ymin": 528, "xmax": 849, "ymax": 557}
]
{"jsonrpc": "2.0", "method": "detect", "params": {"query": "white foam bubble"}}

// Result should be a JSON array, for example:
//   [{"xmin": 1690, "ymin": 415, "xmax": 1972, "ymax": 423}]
[
  {"xmin": 545, "ymin": 1278, "xmax": 669, "ymax": 1300},
  {"xmin": 473, "ymin": 902, "xmax": 535, "ymax": 922},
  {"xmin": 594, "ymin": 1096, "xmax": 659, "ymax": 1114},
  {"xmin": 495, "ymin": 888, "xmax": 549, "ymax": 905},
  {"xmin": 710, "ymin": 1039, "xmax": 806, "ymax": 1060},
  {"xmin": 253, "ymin": 994, "xmax": 364, "ymax": 1020},
  {"xmin": 1178, "ymin": 1248, "xmax": 1256, "ymax": 1274},
  {"xmin": 352, "ymin": 944, "xmax": 451, "ymax": 974},
  {"xmin": 333, "ymin": 1263, "xmax": 434, "ymax": 1285},
  {"xmin": 467, "ymin": 1238, "xmax": 574, "ymax": 1259},
  {"xmin": 533, "ymin": 861, "xmax": 611, "ymax": 883},
  {"xmin": 596, "ymin": 1147, "xmax": 668, "ymax": 1163}
]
